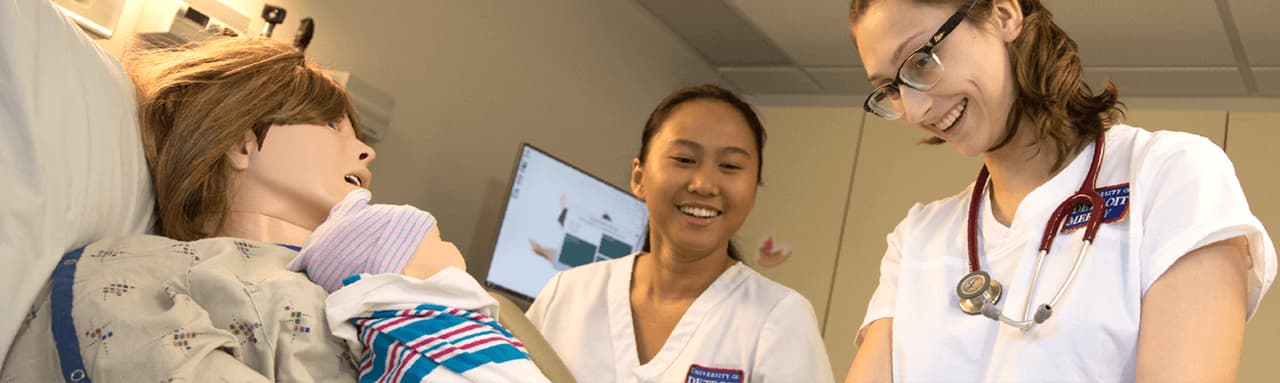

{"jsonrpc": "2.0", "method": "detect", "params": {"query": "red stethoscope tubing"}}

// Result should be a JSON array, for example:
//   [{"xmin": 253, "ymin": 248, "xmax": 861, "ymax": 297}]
[{"xmin": 965, "ymin": 134, "xmax": 1107, "ymax": 273}]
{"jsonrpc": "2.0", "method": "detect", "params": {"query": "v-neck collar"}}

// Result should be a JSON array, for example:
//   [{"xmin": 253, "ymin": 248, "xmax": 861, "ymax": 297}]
[
  {"xmin": 606, "ymin": 253, "xmax": 750, "ymax": 381},
  {"xmin": 1000, "ymin": 139, "xmax": 1097, "ymax": 232},
  {"xmin": 980, "ymin": 181, "xmax": 1021, "ymax": 257}
]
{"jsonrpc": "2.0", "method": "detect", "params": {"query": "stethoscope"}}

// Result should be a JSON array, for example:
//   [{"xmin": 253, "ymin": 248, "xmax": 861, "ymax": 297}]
[{"xmin": 956, "ymin": 134, "xmax": 1106, "ymax": 332}]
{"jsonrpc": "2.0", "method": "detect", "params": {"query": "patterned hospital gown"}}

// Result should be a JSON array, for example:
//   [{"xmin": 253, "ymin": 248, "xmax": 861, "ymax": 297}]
[{"xmin": 1, "ymin": 235, "xmax": 357, "ymax": 382}]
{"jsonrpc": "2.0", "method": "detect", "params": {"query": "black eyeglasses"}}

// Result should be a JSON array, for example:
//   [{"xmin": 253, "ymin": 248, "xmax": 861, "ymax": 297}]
[{"xmin": 863, "ymin": 0, "xmax": 977, "ymax": 120}]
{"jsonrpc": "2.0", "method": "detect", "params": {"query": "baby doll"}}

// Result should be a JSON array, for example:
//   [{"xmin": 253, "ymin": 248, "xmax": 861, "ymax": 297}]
[{"xmin": 289, "ymin": 189, "xmax": 548, "ymax": 382}]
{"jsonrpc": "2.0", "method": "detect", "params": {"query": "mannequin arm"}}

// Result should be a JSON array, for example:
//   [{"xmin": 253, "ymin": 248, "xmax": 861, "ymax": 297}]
[{"xmin": 401, "ymin": 225, "xmax": 468, "ymax": 280}]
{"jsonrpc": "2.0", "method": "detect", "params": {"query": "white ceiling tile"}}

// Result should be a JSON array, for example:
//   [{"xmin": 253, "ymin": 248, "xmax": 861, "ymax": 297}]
[
  {"xmin": 642, "ymin": 0, "xmax": 1261, "ymax": 97},
  {"xmin": 1253, "ymin": 68, "xmax": 1280, "ymax": 96},
  {"xmin": 726, "ymin": 0, "xmax": 862, "ymax": 67},
  {"xmin": 721, "ymin": 0, "xmax": 1239, "ymax": 68},
  {"xmin": 806, "ymin": 67, "xmax": 876, "ymax": 94},
  {"xmin": 1227, "ymin": 0, "xmax": 1280, "ymax": 66},
  {"xmin": 1083, "ymin": 67, "xmax": 1246, "ymax": 97},
  {"xmin": 637, "ymin": 0, "xmax": 791, "ymax": 65},
  {"xmin": 1045, "ymin": 0, "xmax": 1237, "ymax": 67},
  {"xmin": 728, "ymin": 0, "xmax": 1237, "ymax": 67},
  {"xmin": 720, "ymin": 67, "xmax": 822, "ymax": 94}
]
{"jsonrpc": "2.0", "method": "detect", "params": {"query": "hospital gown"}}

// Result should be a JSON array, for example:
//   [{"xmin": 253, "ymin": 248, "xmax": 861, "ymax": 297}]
[{"xmin": 1, "ymin": 235, "xmax": 356, "ymax": 382}]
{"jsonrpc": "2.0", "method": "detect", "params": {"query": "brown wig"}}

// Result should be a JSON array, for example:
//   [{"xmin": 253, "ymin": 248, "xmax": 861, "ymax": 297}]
[
  {"xmin": 849, "ymin": 0, "xmax": 1124, "ymax": 171},
  {"xmin": 636, "ymin": 84, "xmax": 768, "ymax": 262},
  {"xmin": 127, "ymin": 37, "xmax": 362, "ymax": 240}
]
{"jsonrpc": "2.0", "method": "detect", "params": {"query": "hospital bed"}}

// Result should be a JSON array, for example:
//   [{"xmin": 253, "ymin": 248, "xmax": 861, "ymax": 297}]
[{"xmin": 0, "ymin": 0, "xmax": 572, "ymax": 380}]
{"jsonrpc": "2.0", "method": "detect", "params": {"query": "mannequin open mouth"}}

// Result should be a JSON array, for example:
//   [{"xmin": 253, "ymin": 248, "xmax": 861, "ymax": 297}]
[{"xmin": 344, "ymin": 175, "xmax": 363, "ymax": 187}]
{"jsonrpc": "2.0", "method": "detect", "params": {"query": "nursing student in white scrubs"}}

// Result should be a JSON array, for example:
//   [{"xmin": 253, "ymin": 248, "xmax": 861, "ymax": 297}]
[
  {"xmin": 526, "ymin": 84, "xmax": 835, "ymax": 383},
  {"xmin": 844, "ymin": 0, "xmax": 1277, "ymax": 382}
]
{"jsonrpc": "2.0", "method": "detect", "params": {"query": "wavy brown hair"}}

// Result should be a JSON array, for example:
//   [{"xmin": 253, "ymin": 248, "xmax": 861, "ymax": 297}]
[
  {"xmin": 849, "ymin": 0, "xmax": 1124, "ymax": 171},
  {"xmin": 128, "ymin": 37, "xmax": 362, "ymax": 240}
]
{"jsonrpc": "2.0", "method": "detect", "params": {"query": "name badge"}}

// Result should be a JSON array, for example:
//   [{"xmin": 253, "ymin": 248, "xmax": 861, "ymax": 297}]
[
  {"xmin": 686, "ymin": 364, "xmax": 744, "ymax": 383},
  {"xmin": 1062, "ymin": 183, "xmax": 1129, "ymax": 233}
]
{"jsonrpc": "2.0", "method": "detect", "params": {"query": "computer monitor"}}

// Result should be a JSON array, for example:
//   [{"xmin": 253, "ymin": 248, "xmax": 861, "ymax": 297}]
[{"xmin": 485, "ymin": 144, "xmax": 649, "ymax": 302}]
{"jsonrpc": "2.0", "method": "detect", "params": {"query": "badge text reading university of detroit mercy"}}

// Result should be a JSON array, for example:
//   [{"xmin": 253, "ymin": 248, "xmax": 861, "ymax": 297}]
[
  {"xmin": 1062, "ymin": 183, "xmax": 1130, "ymax": 233},
  {"xmin": 686, "ymin": 364, "xmax": 744, "ymax": 383}
]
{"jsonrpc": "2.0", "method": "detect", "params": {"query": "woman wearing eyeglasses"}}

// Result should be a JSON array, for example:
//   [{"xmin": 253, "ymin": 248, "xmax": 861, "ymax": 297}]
[{"xmin": 845, "ymin": 0, "xmax": 1275, "ymax": 382}]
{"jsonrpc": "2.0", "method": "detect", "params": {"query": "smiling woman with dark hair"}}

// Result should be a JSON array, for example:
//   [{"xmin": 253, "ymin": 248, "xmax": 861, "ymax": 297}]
[{"xmin": 526, "ymin": 84, "xmax": 834, "ymax": 383}]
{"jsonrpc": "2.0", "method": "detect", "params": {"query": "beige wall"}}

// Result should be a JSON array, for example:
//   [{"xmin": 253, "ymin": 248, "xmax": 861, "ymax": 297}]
[
  {"xmin": 1121, "ymin": 109, "xmax": 1227, "ymax": 146},
  {"xmin": 86, "ymin": 0, "xmax": 721, "ymax": 280},
  {"xmin": 817, "ymin": 113, "xmax": 982, "ymax": 377},
  {"xmin": 735, "ymin": 106, "xmax": 864, "ymax": 329}
]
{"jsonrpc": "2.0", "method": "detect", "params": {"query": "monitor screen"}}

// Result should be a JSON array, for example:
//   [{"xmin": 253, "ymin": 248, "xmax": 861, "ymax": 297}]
[{"xmin": 485, "ymin": 144, "xmax": 649, "ymax": 302}]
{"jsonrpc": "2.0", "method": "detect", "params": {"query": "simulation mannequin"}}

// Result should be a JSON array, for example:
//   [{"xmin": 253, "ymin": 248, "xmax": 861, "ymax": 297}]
[{"xmin": 2, "ymin": 37, "xmax": 545, "ymax": 383}]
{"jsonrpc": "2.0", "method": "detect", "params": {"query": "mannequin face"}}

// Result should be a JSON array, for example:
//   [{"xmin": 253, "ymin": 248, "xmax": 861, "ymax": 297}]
[{"xmin": 228, "ymin": 116, "xmax": 376, "ymax": 231}]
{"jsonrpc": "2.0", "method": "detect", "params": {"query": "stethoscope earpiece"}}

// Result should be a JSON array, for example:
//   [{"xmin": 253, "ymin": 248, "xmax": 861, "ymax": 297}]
[
  {"xmin": 1033, "ymin": 304, "xmax": 1053, "ymax": 324},
  {"xmin": 956, "ymin": 271, "xmax": 1003, "ymax": 315}
]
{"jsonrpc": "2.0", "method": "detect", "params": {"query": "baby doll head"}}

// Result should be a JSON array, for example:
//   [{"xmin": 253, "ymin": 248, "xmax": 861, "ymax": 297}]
[{"xmin": 290, "ymin": 189, "xmax": 466, "ymax": 292}]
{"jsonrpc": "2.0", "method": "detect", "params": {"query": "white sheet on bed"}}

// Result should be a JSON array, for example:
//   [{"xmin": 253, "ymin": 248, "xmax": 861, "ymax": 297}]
[{"xmin": 0, "ymin": 0, "xmax": 155, "ymax": 363}]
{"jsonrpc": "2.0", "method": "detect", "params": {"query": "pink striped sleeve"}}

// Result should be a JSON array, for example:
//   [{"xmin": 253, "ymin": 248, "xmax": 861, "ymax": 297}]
[{"xmin": 293, "ymin": 189, "xmax": 440, "ymax": 293}]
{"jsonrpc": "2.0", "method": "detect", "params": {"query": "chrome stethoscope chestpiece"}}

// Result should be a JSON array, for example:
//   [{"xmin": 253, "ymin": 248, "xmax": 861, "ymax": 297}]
[{"xmin": 956, "ymin": 271, "xmax": 1003, "ymax": 315}]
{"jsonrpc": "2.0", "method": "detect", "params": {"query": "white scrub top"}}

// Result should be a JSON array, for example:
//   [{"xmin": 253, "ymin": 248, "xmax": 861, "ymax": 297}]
[
  {"xmin": 861, "ymin": 125, "xmax": 1277, "ymax": 382},
  {"xmin": 528, "ymin": 253, "xmax": 835, "ymax": 383}
]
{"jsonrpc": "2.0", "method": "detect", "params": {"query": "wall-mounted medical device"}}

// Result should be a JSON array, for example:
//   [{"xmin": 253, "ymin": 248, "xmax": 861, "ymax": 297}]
[
  {"xmin": 327, "ymin": 71, "xmax": 396, "ymax": 145},
  {"xmin": 135, "ymin": 0, "xmax": 250, "ymax": 47},
  {"xmin": 52, "ymin": 0, "xmax": 128, "ymax": 38},
  {"xmin": 260, "ymin": 4, "xmax": 286, "ymax": 38}
]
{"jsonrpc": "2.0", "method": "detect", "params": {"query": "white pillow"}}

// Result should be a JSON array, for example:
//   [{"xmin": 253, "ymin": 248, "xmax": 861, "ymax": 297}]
[{"xmin": 0, "ymin": 0, "xmax": 154, "ymax": 362}]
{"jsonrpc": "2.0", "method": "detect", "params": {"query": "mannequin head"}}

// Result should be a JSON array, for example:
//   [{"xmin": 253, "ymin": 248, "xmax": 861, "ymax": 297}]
[
  {"xmin": 130, "ymin": 37, "xmax": 372, "ymax": 241},
  {"xmin": 225, "ymin": 116, "xmax": 375, "ymax": 240}
]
